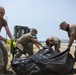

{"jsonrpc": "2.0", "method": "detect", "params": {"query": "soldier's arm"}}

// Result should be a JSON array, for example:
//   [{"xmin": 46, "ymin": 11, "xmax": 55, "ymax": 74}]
[
  {"xmin": 68, "ymin": 34, "xmax": 75, "ymax": 48},
  {"xmin": 0, "ymin": 35, "xmax": 6, "ymax": 42},
  {"xmin": 31, "ymin": 39, "xmax": 42, "ymax": 46},
  {"xmin": 5, "ymin": 26, "xmax": 14, "ymax": 40},
  {"xmin": 35, "ymin": 43, "xmax": 41, "ymax": 49}
]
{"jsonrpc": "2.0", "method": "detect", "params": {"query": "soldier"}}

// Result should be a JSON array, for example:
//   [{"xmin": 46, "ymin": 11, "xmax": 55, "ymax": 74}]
[
  {"xmin": 45, "ymin": 36, "xmax": 61, "ymax": 53},
  {"xmin": 15, "ymin": 28, "xmax": 42, "ymax": 58},
  {"xmin": 0, "ymin": 6, "xmax": 14, "ymax": 74},
  {"xmin": 59, "ymin": 21, "xmax": 76, "ymax": 52}
]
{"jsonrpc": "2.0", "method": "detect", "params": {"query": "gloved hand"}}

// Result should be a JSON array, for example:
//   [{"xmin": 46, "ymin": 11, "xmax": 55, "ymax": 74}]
[
  {"xmin": 13, "ymin": 41, "xmax": 16, "ymax": 48},
  {"xmin": 6, "ymin": 39, "xmax": 16, "ymax": 48},
  {"xmin": 6, "ymin": 39, "xmax": 12, "ymax": 44},
  {"xmin": 66, "ymin": 48, "xmax": 70, "ymax": 52}
]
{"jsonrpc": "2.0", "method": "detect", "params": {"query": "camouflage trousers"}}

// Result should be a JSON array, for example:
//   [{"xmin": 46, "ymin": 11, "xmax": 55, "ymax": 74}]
[
  {"xmin": 0, "ymin": 48, "xmax": 4, "ymax": 70},
  {"xmin": 0, "ymin": 41, "xmax": 8, "ymax": 70},
  {"xmin": 15, "ymin": 42, "xmax": 33, "ymax": 58}
]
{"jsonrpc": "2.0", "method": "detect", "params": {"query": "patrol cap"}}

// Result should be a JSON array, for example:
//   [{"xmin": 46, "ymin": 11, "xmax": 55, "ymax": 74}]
[
  {"xmin": 31, "ymin": 28, "xmax": 38, "ymax": 34},
  {"xmin": 46, "ymin": 38, "xmax": 54, "ymax": 46},
  {"xmin": 59, "ymin": 21, "xmax": 67, "ymax": 29},
  {"xmin": 49, "ymin": 40, "xmax": 54, "ymax": 44}
]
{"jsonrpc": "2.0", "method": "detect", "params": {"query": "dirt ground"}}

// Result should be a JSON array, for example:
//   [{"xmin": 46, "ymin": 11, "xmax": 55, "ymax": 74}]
[{"xmin": 6, "ymin": 43, "xmax": 76, "ymax": 75}]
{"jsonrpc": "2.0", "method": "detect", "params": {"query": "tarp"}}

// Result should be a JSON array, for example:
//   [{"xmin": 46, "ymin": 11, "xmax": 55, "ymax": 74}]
[{"xmin": 11, "ymin": 46, "xmax": 75, "ymax": 75}]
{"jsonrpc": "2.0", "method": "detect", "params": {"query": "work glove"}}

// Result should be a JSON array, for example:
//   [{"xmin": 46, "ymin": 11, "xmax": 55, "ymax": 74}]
[
  {"xmin": 6, "ymin": 39, "xmax": 11, "ymax": 44},
  {"xmin": 13, "ymin": 41, "xmax": 16, "ymax": 48},
  {"xmin": 66, "ymin": 48, "xmax": 70, "ymax": 52},
  {"xmin": 6, "ymin": 39, "xmax": 16, "ymax": 48}
]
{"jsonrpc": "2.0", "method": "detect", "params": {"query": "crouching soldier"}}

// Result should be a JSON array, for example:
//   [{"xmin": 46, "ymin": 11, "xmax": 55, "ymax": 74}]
[{"xmin": 45, "ymin": 36, "xmax": 61, "ymax": 53}]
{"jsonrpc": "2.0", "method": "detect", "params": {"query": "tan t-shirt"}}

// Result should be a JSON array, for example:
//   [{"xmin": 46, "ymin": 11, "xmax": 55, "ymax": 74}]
[
  {"xmin": 0, "ymin": 18, "xmax": 7, "ymax": 31},
  {"xmin": 46, "ymin": 36, "xmax": 61, "ymax": 51},
  {"xmin": 68, "ymin": 24, "xmax": 76, "ymax": 40},
  {"xmin": 17, "ymin": 33, "xmax": 34, "ymax": 47}
]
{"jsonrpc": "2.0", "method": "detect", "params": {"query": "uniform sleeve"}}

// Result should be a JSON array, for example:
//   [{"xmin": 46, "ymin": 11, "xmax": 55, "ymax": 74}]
[
  {"xmin": 70, "ymin": 25, "xmax": 75, "ymax": 35},
  {"xmin": 27, "ymin": 35, "xmax": 34, "ymax": 41}
]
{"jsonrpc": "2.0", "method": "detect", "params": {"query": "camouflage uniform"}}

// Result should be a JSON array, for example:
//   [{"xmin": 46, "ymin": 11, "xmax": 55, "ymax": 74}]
[
  {"xmin": 0, "ymin": 42, "xmax": 4, "ymax": 70},
  {"xmin": 67, "ymin": 24, "xmax": 76, "ymax": 39},
  {"xmin": 15, "ymin": 33, "xmax": 34, "ymax": 58},
  {"xmin": 46, "ymin": 36, "xmax": 61, "ymax": 52},
  {"xmin": 0, "ymin": 41, "xmax": 8, "ymax": 69},
  {"xmin": 0, "ymin": 19, "xmax": 8, "ymax": 71},
  {"xmin": 60, "ymin": 22, "xmax": 76, "ymax": 58},
  {"xmin": 67, "ymin": 24, "xmax": 76, "ymax": 58}
]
